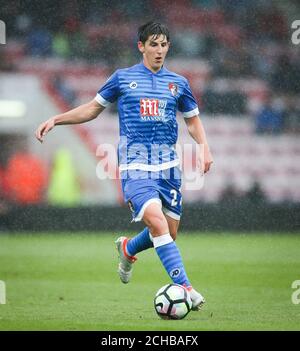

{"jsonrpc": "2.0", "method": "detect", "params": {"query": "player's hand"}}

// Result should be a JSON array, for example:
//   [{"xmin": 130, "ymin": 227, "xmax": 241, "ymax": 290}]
[
  {"xmin": 204, "ymin": 145, "xmax": 213, "ymax": 173},
  {"xmin": 35, "ymin": 118, "xmax": 55, "ymax": 143},
  {"xmin": 198, "ymin": 144, "xmax": 213, "ymax": 174}
]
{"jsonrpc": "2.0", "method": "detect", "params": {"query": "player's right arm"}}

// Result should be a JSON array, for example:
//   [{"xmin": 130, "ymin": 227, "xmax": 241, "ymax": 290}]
[{"xmin": 35, "ymin": 99, "xmax": 105, "ymax": 143}]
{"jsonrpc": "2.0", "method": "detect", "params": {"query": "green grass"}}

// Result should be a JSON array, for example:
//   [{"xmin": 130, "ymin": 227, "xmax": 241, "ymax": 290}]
[{"xmin": 0, "ymin": 232, "xmax": 299, "ymax": 330}]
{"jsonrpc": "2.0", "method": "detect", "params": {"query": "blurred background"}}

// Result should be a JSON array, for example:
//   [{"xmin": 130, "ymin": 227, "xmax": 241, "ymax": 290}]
[{"xmin": 0, "ymin": 0, "xmax": 299, "ymax": 232}]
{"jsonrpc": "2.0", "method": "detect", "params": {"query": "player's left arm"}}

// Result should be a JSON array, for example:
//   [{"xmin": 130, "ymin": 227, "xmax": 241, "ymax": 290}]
[{"xmin": 184, "ymin": 115, "xmax": 213, "ymax": 174}]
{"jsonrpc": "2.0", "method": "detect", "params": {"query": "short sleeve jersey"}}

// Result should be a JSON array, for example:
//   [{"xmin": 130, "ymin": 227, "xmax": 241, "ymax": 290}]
[{"xmin": 95, "ymin": 62, "xmax": 199, "ymax": 171}]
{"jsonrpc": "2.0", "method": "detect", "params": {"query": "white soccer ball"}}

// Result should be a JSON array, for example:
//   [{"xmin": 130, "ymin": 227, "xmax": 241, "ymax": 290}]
[{"xmin": 154, "ymin": 283, "xmax": 192, "ymax": 320}]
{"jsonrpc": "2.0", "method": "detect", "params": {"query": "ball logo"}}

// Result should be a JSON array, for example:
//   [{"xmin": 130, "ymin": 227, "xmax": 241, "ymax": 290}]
[
  {"xmin": 170, "ymin": 268, "xmax": 180, "ymax": 278},
  {"xmin": 129, "ymin": 81, "xmax": 138, "ymax": 89}
]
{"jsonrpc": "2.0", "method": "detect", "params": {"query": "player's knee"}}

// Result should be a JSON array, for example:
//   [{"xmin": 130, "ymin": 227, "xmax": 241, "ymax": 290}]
[{"xmin": 144, "ymin": 213, "xmax": 168, "ymax": 236}]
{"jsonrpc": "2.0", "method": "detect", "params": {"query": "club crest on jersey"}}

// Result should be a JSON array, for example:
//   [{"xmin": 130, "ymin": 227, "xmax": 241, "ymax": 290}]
[
  {"xmin": 129, "ymin": 81, "xmax": 138, "ymax": 89},
  {"xmin": 168, "ymin": 83, "xmax": 178, "ymax": 96},
  {"xmin": 140, "ymin": 98, "xmax": 167, "ymax": 121}
]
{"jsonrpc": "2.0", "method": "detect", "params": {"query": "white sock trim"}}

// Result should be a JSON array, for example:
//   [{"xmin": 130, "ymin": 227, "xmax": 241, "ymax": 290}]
[
  {"xmin": 149, "ymin": 231, "xmax": 153, "ymax": 242},
  {"xmin": 153, "ymin": 233, "xmax": 173, "ymax": 248}
]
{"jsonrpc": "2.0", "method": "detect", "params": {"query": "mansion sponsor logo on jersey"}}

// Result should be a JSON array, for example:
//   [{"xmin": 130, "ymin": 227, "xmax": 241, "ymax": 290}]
[{"xmin": 140, "ymin": 98, "xmax": 167, "ymax": 121}]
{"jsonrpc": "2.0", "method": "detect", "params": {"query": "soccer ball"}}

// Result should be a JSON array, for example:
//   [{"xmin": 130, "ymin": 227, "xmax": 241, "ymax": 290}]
[{"xmin": 154, "ymin": 283, "xmax": 192, "ymax": 320}]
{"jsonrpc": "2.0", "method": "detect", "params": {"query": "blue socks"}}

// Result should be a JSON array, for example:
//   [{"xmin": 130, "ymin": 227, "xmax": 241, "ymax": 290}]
[
  {"xmin": 126, "ymin": 230, "xmax": 191, "ymax": 287},
  {"xmin": 126, "ymin": 227, "xmax": 153, "ymax": 256},
  {"xmin": 153, "ymin": 233, "xmax": 191, "ymax": 287}
]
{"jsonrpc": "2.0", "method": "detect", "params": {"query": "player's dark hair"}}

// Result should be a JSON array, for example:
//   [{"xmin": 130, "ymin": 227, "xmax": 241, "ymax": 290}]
[{"xmin": 138, "ymin": 21, "xmax": 170, "ymax": 44}]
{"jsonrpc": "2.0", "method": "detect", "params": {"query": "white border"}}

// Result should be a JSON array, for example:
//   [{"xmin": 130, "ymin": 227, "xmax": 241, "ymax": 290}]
[
  {"xmin": 119, "ymin": 159, "xmax": 180, "ymax": 172},
  {"xmin": 162, "ymin": 207, "xmax": 181, "ymax": 220},
  {"xmin": 95, "ymin": 94, "xmax": 111, "ymax": 107},
  {"xmin": 183, "ymin": 107, "xmax": 199, "ymax": 118},
  {"xmin": 153, "ymin": 233, "xmax": 173, "ymax": 248},
  {"xmin": 149, "ymin": 232, "xmax": 153, "ymax": 242},
  {"xmin": 133, "ymin": 198, "xmax": 162, "ymax": 222}
]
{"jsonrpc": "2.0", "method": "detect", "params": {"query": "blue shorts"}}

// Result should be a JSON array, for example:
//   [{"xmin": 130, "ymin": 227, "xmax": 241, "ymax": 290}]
[{"xmin": 121, "ymin": 167, "xmax": 182, "ymax": 222}]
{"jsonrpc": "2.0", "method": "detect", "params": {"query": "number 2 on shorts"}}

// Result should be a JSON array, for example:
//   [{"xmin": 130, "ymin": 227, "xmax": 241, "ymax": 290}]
[{"xmin": 170, "ymin": 189, "xmax": 178, "ymax": 206}]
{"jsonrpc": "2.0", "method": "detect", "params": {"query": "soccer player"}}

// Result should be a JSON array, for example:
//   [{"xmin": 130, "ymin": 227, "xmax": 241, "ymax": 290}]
[{"xmin": 35, "ymin": 22, "xmax": 213, "ymax": 311}]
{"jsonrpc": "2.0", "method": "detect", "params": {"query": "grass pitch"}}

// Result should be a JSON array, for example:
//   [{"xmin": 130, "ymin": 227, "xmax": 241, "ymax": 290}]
[{"xmin": 0, "ymin": 232, "xmax": 299, "ymax": 331}]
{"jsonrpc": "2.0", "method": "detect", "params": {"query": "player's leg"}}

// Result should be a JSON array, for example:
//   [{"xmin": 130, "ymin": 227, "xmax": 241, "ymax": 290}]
[
  {"xmin": 116, "ymin": 200, "xmax": 205, "ymax": 310},
  {"xmin": 125, "ymin": 227, "xmax": 153, "ymax": 256},
  {"xmin": 163, "ymin": 214, "xmax": 205, "ymax": 310},
  {"xmin": 115, "ymin": 175, "xmax": 159, "ymax": 283},
  {"xmin": 158, "ymin": 167, "xmax": 205, "ymax": 310},
  {"xmin": 165, "ymin": 213, "xmax": 179, "ymax": 241},
  {"xmin": 118, "ymin": 170, "xmax": 178, "ymax": 258},
  {"xmin": 119, "ymin": 205, "xmax": 180, "ymax": 259},
  {"xmin": 143, "ymin": 202, "xmax": 192, "ymax": 287}
]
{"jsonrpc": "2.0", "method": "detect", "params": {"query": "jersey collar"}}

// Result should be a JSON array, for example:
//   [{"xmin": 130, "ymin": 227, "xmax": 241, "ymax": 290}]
[{"xmin": 139, "ymin": 61, "xmax": 165, "ymax": 76}]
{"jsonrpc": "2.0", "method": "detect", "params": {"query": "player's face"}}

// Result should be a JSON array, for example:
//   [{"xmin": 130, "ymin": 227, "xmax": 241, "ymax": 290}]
[{"xmin": 138, "ymin": 34, "xmax": 170, "ymax": 72}]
